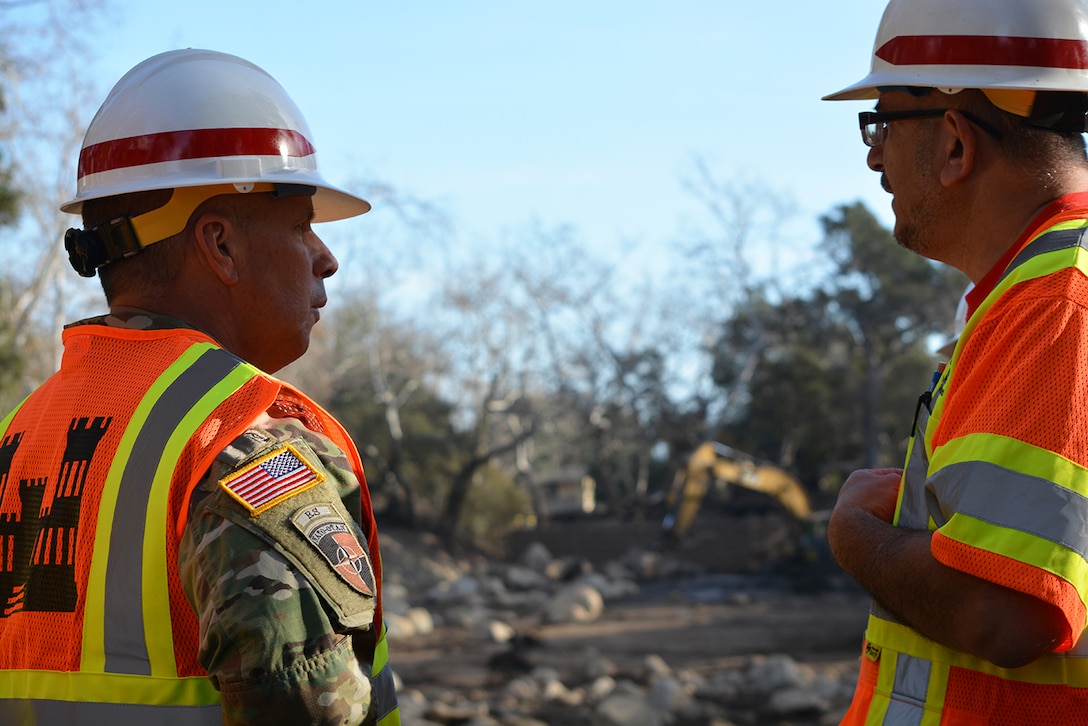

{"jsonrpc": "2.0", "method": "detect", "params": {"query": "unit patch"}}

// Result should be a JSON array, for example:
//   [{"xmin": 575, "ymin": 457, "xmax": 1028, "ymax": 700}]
[
  {"xmin": 291, "ymin": 504, "xmax": 375, "ymax": 596},
  {"xmin": 219, "ymin": 443, "xmax": 324, "ymax": 515}
]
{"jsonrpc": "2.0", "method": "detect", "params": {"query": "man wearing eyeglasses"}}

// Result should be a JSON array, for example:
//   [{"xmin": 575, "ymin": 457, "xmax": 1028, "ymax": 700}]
[{"xmin": 823, "ymin": 0, "xmax": 1088, "ymax": 723}]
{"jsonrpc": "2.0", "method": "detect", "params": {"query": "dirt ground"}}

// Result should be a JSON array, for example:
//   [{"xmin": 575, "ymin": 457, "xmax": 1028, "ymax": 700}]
[
  {"xmin": 385, "ymin": 513, "xmax": 872, "ymax": 721},
  {"xmin": 393, "ymin": 582, "xmax": 870, "ymax": 687}
]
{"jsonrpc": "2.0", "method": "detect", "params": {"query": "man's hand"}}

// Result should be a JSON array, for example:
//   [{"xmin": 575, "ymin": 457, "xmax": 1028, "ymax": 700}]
[
  {"xmin": 833, "ymin": 467, "xmax": 902, "ymax": 525},
  {"xmin": 827, "ymin": 467, "xmax": 1068, "ymax": 668}
]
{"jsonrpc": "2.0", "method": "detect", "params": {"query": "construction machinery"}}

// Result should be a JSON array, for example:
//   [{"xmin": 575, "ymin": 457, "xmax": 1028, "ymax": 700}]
[{"xmin": 661, "ymin": 442, "xmax": 812, "ymax": 541}]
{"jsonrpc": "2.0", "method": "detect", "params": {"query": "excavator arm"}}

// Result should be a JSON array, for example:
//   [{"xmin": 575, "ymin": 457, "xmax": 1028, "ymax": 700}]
[{"xmin": 663, "ymin": 442, "xmax": 810, "ymax": 540}]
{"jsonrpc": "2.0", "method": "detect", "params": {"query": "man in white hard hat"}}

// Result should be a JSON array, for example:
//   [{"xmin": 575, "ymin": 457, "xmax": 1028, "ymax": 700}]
[
  {"xmin": 824, "ymin": 0, "xmax": 1088, "ymax": 723},
  {"xmin": 0, "ymin": 50, "xmax": 400, "ymax": 725}
]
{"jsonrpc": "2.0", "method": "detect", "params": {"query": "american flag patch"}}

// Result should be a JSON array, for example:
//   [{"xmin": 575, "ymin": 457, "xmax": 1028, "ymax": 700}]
[{"xmin": 219, "ymin": 444, "xmax": 324, "ymax": 515}]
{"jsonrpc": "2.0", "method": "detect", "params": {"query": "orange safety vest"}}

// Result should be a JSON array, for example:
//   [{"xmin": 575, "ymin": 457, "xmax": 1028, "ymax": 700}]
[
  {"xmin": 842, "ymin": 212, "xmax": 1088, "ymax": 724},
  {"xmin": 0, "ymin": 324, "xmax": 398, "ymax": 725}
]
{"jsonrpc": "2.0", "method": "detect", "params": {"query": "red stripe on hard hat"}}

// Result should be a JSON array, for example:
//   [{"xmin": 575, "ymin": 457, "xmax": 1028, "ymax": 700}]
[
  {"xmin": 77, "ymin": 127, "xmax": 317, "ymax": 179},
  {"xmin": 877, "ymin": 35, "xmax": 1088, "ymax": 70}
]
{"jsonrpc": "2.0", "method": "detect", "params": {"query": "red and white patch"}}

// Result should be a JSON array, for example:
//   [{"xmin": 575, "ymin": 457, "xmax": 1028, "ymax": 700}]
[
  {"xmin": 220, "ymin": 444, "xmax": 323, "ymax": 515},
  {"xmin": 291, "ymin": 504, "xmax": 375, "ymax": 596}
]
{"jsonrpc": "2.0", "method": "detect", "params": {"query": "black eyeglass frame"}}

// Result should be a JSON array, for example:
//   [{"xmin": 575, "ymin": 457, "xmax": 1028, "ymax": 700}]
[{"xmin": 858, "ymin": 109, "xmax": 1005, "ymax": 147}]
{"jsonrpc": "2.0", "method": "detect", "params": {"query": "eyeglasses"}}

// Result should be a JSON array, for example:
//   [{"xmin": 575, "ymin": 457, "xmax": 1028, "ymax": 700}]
[{"xmin": 858, "ymin": 109, "xmax": 1005, "ymax": 147}]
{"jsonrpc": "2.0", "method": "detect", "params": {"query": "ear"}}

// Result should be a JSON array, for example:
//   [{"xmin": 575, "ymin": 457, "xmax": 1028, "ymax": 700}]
[
  {"xmin": 191, "ymin": 212, "xmax": 241, "ymax": 286},
  {"xmin": 939, "ymin": 110, "xmax": 979, "ymax": 188}
]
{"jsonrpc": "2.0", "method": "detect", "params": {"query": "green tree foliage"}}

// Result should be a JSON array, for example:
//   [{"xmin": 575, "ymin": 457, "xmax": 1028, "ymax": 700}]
[
  {"xmin": 0, "ymin": 87, "xmax": 18, "ymax": 227},
  {"xmin": 713, "ymin": 202, "xmax": 967, "ymax": 491},
  {"xmin": 0, "ymin": 85, "xmax": 23, "ymax": 404},
  {"xmin": 819, "ymin": 202, "xmax": 968, "ymax": 467}
]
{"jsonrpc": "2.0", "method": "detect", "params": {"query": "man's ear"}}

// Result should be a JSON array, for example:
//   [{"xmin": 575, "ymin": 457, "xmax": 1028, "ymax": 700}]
[
  {"xmin": 191, "ymin": 212, "xmax": 240, "ymax": 286},
  {"xmin": 940, "ymin": 110, "xmax": 979, "ymax": 188}
]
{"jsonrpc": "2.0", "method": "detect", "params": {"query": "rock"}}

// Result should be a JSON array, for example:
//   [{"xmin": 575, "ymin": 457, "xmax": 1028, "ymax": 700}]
[
  {"xmin": 588, "ymin": 675, "xmax": 618, "ymax": 702},
  {"xmin": 502, "ymin": 565, "xmax": 550, "ymax": 591},
  {"xmin": 383, "ymin": 612, "xmax": 415, "ymax": 639},
  {"xmin": 503, "ymin": 676, "xmax": 541, "ymax": 703},
  {"xmin": 542, "ymin": 582, "xmax": 604, "ymax": 624},
  {"xmin": 406, "ymin": 607, "xmax": 435, "ymax": 636},
  {"xmin": 427, "ymin": 574, "xmax": 483, "ymax": 605},
  {"xmin": 381, "ymin": 581, "xmax": 412, "ymax": 615},
  {"xmin": 520, "ymin": 542, "xmax": 553, "ymax": 573},
  {"xmin": 647, "ymin": 674, "xmax": 691, "ymax": 714},
  {"xmin": 596, "ymin": 690, "xmax": 666, "ymax": 726},
  {"xmin": 481, "ymin": 618, "xmax": 516, "ymax": 643},
  {"xmin": 578, "ymin": 571, "xmax": 639, "ymax": 600},
  {"xmin": 767, "ymin": 687, "xmax": 829, "ymax": 716},
  {"xmin": 695, "ymin": 669, "xmax": 743, "ymax": 703},
  {"xmin": 643, "ymin": 654, "xmax": 673, "ymax": 679},
  {"xmin": 393, "ymin": 688, "xmax": 428, "ymax": 724},
  {"xmin": 463, "ymin": 717, "xmax": 502, "ymax": 726},
  {"xmin": 747, "ymin": 653, "xmax": 812, "ymax": 693},
  {"xmin": 544, "ymin": 557, "xmax": 592, "ymax": 582},
  {"xmin": 377, "ymin": 527, "xmax": 864, "ymax": 725},
  {"xmin": 584, "ymin": 652, "xmax": 618, "ymax": 680},
  {"xmin": 425, "ymin": 695, "xmax": 489, "ymax": 722}
]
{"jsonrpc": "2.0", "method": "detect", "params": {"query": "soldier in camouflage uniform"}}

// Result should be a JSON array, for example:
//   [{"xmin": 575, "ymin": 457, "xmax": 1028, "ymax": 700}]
[{"xmin": 0, "ymin": 49, "xmax": 400, "ymax": 725}]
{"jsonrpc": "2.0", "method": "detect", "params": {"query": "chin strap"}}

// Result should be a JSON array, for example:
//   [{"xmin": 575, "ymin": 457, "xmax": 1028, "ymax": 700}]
[
  {"xmin": 64, "ymin": 216, "xmax": 141, "ymax": 278},
  {"xmin": 63, "ymin": 183, "xmax": 318, "ymax": 277}
]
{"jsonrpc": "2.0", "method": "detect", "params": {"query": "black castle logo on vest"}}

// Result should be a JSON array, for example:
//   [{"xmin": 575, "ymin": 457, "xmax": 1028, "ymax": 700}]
[{"xmin": 0, "ymin": 417, "xmax": 111, "ymax": 616}]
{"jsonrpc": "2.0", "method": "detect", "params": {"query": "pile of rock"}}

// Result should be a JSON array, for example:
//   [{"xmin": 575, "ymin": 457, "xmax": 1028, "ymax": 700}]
[
  {"xmin": 378, "ymin": 531, "xmax": 861, "ymax": 725},
  {"xmin": 395, "ymin": 650, "xmax": 857, "ymax": 726}
]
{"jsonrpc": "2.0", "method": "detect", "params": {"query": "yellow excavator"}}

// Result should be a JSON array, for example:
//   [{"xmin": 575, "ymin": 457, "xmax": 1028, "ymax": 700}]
[{"xmin": 661, "ymin": 441, "xmax": 811, "ymax": 541}]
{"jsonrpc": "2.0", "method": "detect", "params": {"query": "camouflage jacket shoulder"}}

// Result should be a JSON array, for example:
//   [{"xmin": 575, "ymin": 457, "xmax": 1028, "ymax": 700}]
[{"xmin": 179, "ymin": 414, "xmax": 378, "ymax": 726}]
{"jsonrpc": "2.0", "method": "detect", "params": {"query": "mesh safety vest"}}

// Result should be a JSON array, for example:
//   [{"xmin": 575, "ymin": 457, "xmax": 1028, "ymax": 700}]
[
  {"xmin": 843, "ymin": 212, "xmax": 1088, "ymax": 725},
  {"xmin": 0, "ymin": 324, "xmax": 398, "ymax": 725}
]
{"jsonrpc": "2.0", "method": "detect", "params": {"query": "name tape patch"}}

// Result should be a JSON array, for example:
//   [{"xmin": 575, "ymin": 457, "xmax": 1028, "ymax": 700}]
[
  {"xmin": 220, "ymin": 444, "xmax": 324, "ymax": 515},
  {"xmin": 292, "ymin": 504, "xmax": 375, "ymax": 596}
]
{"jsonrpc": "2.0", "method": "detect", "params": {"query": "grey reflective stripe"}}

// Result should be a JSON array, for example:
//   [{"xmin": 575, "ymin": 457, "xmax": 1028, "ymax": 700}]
[
  {"xmin": 0, "ymin": 698, "xmax": 221, "ymax": 725},
  {"xmin": 897, "ymin": 404, "xmax": 933, "ymax": 531},
  {"xmin": 881, "ymin": 654, "xmax": 929, "ymax": 725},
  {"xmin": 928, "ymin": 461, "xmax": 1088, "ymax": 558},
  {"xmin": 1000, "ymin": 225, "xmax": 1088, "ymax": 286},
  {"xmin": 879, "ymin": 400, "xmax": 933, "ymax": 625},
  {"xmin": 104, "ymin": 348, "xmax": 241, "ymax": 674},
  {"xmin": 372, "ymin": 658, "xmax": 399, "ymax": 722}
]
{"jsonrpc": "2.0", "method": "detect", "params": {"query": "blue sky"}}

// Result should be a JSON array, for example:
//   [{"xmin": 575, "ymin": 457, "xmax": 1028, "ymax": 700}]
[{"xmin": 86, "ymin": 1, "xmax": 892, "ymax": 274}]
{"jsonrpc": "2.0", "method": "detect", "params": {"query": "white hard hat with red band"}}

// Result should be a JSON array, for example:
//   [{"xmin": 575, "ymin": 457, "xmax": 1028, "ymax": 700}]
[
  {"xmin": 61, "ymin": 48, "xmax": 369, "ymax": 222},
  {"xmin": 824, "ymin": 0, "xmax": 1088, "ymax": 101}
]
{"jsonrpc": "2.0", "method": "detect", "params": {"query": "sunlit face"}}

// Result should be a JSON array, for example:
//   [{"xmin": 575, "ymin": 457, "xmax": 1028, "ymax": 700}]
[
  {"xmin": 232, "ymin": 193, "xmax": 338, "ymax": 372},
  {"xmin": 866, "ymin": 92, "xmax": 945, "ymax": 260}
]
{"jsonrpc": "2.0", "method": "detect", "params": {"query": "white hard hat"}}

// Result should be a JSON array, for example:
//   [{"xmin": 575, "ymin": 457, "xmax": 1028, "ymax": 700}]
[
  {"xmin": 61, "ymin": 48, "xmax": 369, "ymax": 222},
  {"xmin": 824, "ymin": 0, "xmax": 1088, "ymax": 101}
]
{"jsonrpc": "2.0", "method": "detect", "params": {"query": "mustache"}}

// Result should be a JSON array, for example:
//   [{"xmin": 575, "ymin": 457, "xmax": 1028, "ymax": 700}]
[{"xmin": 881, "ymin": 173, "xmax": 893, "ymax": 194}]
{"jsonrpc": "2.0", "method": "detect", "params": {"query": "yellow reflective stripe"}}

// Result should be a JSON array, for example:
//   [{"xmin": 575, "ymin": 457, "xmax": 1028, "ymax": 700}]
[
  {"xmin": 930, "ymin": 432, "xmax": 1088, "ymax": 609},
  {"xmin": 931, "ymin": 433, "xmax": 1088, "ymax": 492},
  {"xmin": 1034, "ymin": 218, "xmax": 1088, "ymax": 234},
  {"xmin": 377, "ymin": 709, "xmax": 403, "ymax": 726},
  {"xmin": 371, "ymin": 623, "xmax": 401, "ymax": 725},
  {"xmin": 922, "ymin": 660, "xmax": 948, "ymax": 726},
  {"xmin": 142, "ymin": 362, "xmax": 261, "ymax": 678},
  {"xmin": 373, "ymin": 623, "xmax": 390, "ymax": 674},
  {"xmin": 867, "ymin": 648, "xmax": 897, "ymax": 726},
  {"xmin": 868, "ymin": 616, "xmax": 1088, "ymax": 686},
  {"xmin": 892, "ymin": 438, "xmax": 916, "ymax": 526},
  {"xmin": 940, "ymin": 512, "xmax": 1088, "ymax": 611},
  {"xmin": 82, "ymin": 342, "xmax": 218, "ymax": 673},
  {"xmin": 999, "ymin": 233, "xmax": 1088, "ymax": 292},
  {"xmin": 0, "ymin": 668, "xmax": 220, "ymax": 705}
]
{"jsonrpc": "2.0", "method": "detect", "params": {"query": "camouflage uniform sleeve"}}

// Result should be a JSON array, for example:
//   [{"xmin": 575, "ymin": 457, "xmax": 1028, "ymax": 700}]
[{"xmin": 179, "ymin": 415, "xmax": 378, "ymax": 726}]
